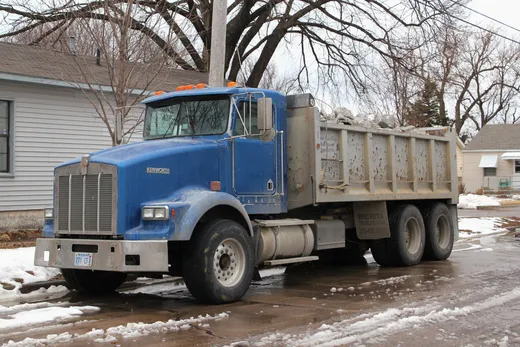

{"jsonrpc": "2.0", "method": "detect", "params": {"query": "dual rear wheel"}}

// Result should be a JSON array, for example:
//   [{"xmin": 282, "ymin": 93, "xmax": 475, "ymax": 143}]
[{"xmin": 371, "ymin": 203, "xmax": 454, "ymax": 267}]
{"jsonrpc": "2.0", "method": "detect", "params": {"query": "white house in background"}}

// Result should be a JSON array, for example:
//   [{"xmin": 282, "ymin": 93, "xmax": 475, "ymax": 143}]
[
  {"xmin": 462, "ymin": 124, "xmax": 520, "ymax": 193},
  {"xmin": 0, "ymin": 42, "xmax": 206, "ymax": 231}
]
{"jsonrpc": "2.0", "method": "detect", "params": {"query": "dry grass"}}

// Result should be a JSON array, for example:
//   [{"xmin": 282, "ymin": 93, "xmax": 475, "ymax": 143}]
[
  {"xmin": 458, "ymin": 182, "xmax": 466, "ymax": 195},
  {"xmin": 499, "ymin": 200, "xmax": 520, "ymax": 206},
  {"xmin": 0, "ymin": 229, "xmax": 41, "ymax": 249},
  {"xmin": 496, "ymin": 217, "xmax": 520, "ymax": 230},
  {"xmin": 1, "ymin": 282, "xmax": 15, "ymax": 290}
]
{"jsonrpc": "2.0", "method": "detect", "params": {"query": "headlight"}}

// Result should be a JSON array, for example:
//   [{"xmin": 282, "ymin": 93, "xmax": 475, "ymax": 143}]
[
  {"xmin": 142, "ymin": 206, "xmax": 169, "ymax": 221},
  {"xmin": 154, "ymin": 208, "xmax": 166, "ymax": 219},
  {"xmin": 143, "ymin": 208, "xmax": 154, "ymax": 219},
  {"xmin": 44, "ymin": 208, "xmax": 53, "ymax": 219}
]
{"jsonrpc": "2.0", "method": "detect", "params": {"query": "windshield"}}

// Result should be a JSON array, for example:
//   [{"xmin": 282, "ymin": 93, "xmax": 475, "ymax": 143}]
[{"xmin": 144, "ymin": 96, "xmax": 230, "ymax": 139}]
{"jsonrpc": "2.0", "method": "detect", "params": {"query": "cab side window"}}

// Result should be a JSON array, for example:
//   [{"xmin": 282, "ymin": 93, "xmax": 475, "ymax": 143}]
[{"xmin": 234, "ymin": 101, "xmax": 258, "ymax": 136}]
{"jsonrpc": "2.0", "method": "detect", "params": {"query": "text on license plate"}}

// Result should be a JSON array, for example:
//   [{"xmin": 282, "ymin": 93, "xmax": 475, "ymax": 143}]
[{"xmin": 74, "ymin": 253, "xmax": 93, "ymax": 267}]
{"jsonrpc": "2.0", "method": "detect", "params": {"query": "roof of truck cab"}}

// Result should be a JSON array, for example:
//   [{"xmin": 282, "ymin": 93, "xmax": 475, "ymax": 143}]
[{"xmin": 142, "ymin": 87, "xmax": 281, "ymax": 104}]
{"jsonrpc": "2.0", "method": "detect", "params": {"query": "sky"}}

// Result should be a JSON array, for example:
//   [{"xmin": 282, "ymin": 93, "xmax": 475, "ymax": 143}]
[
  {"xmin": 469, "ymin": 0, "xmax": 520, "ymax": 39},
  {"xmin": 470, "ymin": 0, "xmax": 520, "ymax": 30}
]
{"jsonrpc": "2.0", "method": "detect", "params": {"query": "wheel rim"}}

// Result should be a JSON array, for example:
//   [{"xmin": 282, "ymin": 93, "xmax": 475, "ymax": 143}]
[
  {"xmin": 213, "ymin": 238, "xmax": 246, "ymax": 287},
  {"xmin": 404, "ymin": 217, "xmax": 421, "ymax": 255},
  {"xmin": 435, "ymin": 215, "xmax": 451, "ymax": 249}
]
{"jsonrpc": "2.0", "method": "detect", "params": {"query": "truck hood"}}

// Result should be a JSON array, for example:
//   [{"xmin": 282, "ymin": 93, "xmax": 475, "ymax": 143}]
[
  {"xmin": 58, "ymin": 137, "xmax": 220, "ymax": 168},
  {"xmin": 56, "ymin": 137, "xmax": 225, "ymax": 235}
]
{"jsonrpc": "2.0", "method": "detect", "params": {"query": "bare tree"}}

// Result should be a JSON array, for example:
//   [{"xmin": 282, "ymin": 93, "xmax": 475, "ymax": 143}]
[
  {"xmin": 363, "ymin": 18, "xmax": 520, "ymax": 138},
  {"xmin": 358, "ymin": 38, "xmax": 425, "ymax": 127},
  {"xmin": 236, "ymin": 60, "xmax": 300, "ymax": 95},
  {"xmin": 0, "ymin": 0, "xmax": 458, "ymax": 95},
  {"xmin": 452, "ymin": 32, "xmax": 520, "ymax": 133},
  {"xmin": 498, "ymin": 104, "xmax": 520, "ymax": 125},
  {"xmin": 6, "ymin": 1, "xmax": 183, "ymax": 146}
]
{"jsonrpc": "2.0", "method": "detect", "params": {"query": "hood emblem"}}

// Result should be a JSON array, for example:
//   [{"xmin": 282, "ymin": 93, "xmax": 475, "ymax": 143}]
[
  {"xmin": 146, "ymin": 167, "xmax": 170, "ymax": 175},
  {"xmin": 81, "ymin": 155, "xmax": 90, "ymax": 175}
]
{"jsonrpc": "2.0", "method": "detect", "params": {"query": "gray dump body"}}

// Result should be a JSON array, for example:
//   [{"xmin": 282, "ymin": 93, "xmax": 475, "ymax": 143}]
[{"xmin": 286, "ymin": 96, "xmax": 458, "ymax": 210}]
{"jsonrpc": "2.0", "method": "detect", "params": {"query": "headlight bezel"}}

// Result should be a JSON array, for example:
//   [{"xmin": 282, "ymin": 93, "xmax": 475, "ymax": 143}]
[{"xmin": 142, "ymin": 206, "xmax": 170, "ymax": 221}]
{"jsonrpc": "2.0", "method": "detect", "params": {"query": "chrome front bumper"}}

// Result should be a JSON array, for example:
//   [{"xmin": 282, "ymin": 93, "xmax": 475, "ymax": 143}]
[{"xmin": 34, "ymin": 238, "xmax": 168, "ymax": 272}]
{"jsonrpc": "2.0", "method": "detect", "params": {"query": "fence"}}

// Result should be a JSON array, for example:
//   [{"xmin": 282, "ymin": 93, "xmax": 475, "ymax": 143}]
[{"xmin": 482, "ymin": 176, "xmax": 520, "ymax": 194}]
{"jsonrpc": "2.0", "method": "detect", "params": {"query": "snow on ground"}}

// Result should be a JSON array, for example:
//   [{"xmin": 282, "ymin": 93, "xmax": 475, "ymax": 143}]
[
  {"xmin": 0, "ymin": 306, "xmax": 99, "ymax": 331},
  {"xmin": 123, "ymin": 281, "xmax": 186, "ymax": 295},
  {"xmin": 458, "ymin": 217, "xmax": 509, "ymax": 239},
  {"xmin": 0, "ymin": 301, "xmax": 69, "ymax": 314},
  {"xmin": 360, "ymin": 275, "xmax": 412, "ymax": 287},
  {"xmin": 0, "ymin": 247, "xmax": 61, "ymax": 300},
  {"xmin": 2, "ymin": 312, "xmax": 230, "ymax": 347},
  {"xmin": 458, "ymin": 194, "xmax": 500, "ymax": 209},
  {"xmin": 0, "ymin": 285, "xmax": 69, "ymax": 306},
  {"xmin": 249, "ymin": 287, "xmax": 520, "ymax": 347}
]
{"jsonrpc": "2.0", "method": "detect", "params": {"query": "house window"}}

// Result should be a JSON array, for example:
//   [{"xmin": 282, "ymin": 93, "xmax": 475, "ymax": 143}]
[
  {"xmin": 484, "ymin": 167, "xmax": 497, "ymax": 177},
  {"xmin": 515, "ymin": 160, "xmax": 520, "ymax": 174},
  {"xmin": 0, "ymin": 101, "xmax": 10, "ymax": 173}
]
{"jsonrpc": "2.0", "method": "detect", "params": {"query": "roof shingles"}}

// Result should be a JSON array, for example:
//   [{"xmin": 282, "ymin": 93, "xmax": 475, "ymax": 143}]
[
  {"xmin": 464, "ymin": 124, "xmax": 520, "ymax": 151},
  {"xmin": 0, "ymin": 41, "xmax": 207, "ymax": 92}
]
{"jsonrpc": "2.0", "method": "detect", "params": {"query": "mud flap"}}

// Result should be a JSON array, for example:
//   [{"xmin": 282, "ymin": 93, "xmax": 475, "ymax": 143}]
[
  {"xmin": 253, "ymin": 268, "xmax": 262, "ymax": 281},
  {"xmin": 252, "ymin": 223, "xmax": 263, "ymax": 281},
  {"xmin": 353, "ymin": 201, "xmax": 391, "ymax": 240},
  {"xmin": 449, "ymin": 204, "xmax": 459, "ymax": 242}
]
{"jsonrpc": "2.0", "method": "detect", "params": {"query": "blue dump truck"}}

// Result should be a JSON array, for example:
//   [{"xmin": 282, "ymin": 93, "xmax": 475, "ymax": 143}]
[{"xmin": 34, "ymin": 87, "xmax": 459, "ymax": 304}]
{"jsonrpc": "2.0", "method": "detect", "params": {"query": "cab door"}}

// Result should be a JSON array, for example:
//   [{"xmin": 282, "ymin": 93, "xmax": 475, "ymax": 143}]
[{"xmin": 232, "ymin": 99, "xmax": 277, "ymax": 196}]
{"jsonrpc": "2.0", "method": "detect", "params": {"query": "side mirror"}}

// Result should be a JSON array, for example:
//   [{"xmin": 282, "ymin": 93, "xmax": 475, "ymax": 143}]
[{"xmin": 257, "ymin": 98, "xmax": 273, "ymax": 131}]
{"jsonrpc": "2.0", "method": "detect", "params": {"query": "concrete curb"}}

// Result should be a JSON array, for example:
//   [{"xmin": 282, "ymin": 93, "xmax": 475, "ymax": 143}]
[{"xmin": 475, "ymin": 205, "xmax": 520, "ymax": 210}]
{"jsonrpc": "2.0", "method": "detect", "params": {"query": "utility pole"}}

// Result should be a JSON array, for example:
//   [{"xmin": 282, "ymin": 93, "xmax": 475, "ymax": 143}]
[{"xmin": 208, "ymin": 0, "xmax": 227, "ymax": 87}]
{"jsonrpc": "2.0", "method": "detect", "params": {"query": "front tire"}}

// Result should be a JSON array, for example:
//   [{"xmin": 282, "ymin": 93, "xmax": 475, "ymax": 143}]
[
  {"xmin": 421, "ymin": 203, "xmax": 454, "ymax": 260},
  {"xmin": 371, "ymin": 204, "xmax": 426, "ymax": 267},
  {"xmin": 182, "ymin": 219, "xmax": 255, "ymax": 304},
  {"xmin": 61, "ymin": 269, "xmax": 127, "ymax": 294}
]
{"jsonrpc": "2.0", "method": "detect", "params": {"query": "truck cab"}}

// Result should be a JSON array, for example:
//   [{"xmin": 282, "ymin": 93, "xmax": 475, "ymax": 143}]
[{"xmin": 35, "ymin": 86, "xmax": 290, "ymax": 302}]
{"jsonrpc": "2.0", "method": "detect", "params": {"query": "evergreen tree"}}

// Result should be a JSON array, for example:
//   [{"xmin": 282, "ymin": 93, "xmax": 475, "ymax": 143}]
[{"xmin": 405, "ymin": 79, "xmax": 452, "ymax": 127}]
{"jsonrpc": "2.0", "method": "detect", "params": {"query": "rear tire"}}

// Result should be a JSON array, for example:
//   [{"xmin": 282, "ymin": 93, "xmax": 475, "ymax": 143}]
[
  {"xmin": 61, "ymin": 269, "xmax": 127, "ymax": 294},
  {"xmin": 182, "ymin": 219, "xmax": 255, "ymax": 304},
  {"xmin": 371, "ymin": 204, "xmax": 426, "ymax": 267},
  {"xmin": 421, "ymin": 203, "xmax": 454, "ymax": 260}
]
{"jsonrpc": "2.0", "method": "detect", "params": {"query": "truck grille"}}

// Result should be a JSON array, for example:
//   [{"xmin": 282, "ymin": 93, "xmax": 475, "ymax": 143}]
[{"xmin": 55, "ymin": 163, "xmax": 117, "ymax": 235}]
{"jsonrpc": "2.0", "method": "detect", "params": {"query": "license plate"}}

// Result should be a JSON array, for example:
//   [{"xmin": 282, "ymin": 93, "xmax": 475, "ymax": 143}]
[{"xmin": 74, "ymin": 253, "xmax": 93, "ymax": 267}]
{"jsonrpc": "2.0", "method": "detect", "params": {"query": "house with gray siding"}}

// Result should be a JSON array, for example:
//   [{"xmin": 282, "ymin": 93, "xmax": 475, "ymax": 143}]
[
  {"xmin": 0, "ymin": 42, "xmax": 205, "ymax": 230},
  {"xmin": 462, "ymin": 124, "xmax": 520, "ymax": 193}
]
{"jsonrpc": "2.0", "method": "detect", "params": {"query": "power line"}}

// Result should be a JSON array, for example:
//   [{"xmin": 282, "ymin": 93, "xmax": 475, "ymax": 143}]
[
  {"xmin": 449, "ymin": 0, "xmax": 520, "ymax": 35},
  {"xmin": 417, "ymin": 0, "xmax": 520, "ymax": 46}
]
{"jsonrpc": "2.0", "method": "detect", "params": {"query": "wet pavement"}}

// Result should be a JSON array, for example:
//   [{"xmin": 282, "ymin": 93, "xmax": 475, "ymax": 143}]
[{"xmin": 1, "ymin": 220, "xmax": 520, "ymax": 346}]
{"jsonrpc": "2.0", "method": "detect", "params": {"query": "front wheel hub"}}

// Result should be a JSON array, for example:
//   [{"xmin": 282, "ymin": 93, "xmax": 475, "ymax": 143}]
[{"xmin": 214, "ymin": 238, "xmax": 246, "ymax": 287}]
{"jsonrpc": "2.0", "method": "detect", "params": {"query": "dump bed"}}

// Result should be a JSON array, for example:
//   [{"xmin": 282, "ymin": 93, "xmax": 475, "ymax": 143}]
[{"xmin": 286, "ymin": 96, "xmax": 458, "ymax": 210}]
